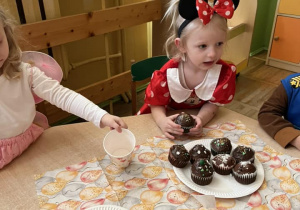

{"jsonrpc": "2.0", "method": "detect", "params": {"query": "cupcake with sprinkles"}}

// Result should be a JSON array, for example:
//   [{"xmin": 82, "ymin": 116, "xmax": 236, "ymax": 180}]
[
  {"xmin": 211, "ymin": 154, "xmax": 236, "ymax": 175},
  {"xmin": 210, "ymin": 137, "xmax": 232, "ymax": 156},
  {"xmin": 233, "ymin": 161, "xmax": 257, "ymax": 185},
  {"xmin": 168, "ymin": 145, "xmax": 190, "ymax": 168},
  {"xmin": 232, "ymin": 145, "xmax": 255, "ymax": 163},
  {"xmin": 174, "ymin": 112, "xmax": 195, "ymax": 133},
  {"xmin": 189, "ymin": 144, "xmax": 211, "ymax": 164},
  {"xmin": 191, "ymin": 159, "xmax": 214, "ymax": 185}
]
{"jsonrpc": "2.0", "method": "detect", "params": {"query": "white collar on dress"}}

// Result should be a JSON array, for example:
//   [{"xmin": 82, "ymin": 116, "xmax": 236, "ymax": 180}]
[{"xmin": 167, "ymin": 63, "xmax": 222, "ymax": 103}]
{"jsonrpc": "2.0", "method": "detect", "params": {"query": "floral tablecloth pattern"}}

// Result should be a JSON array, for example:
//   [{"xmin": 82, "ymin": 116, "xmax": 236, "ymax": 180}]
[
  {"xmin": 199, "ymin": 120, "xmax": 300, "ymax": 210},
  {"xmin": 35, "ymin": 120, "xmax": 300, "ymax": 210},
  {"xmin": 35, "ymin": 146, "xmax": 215, "ymax": 209}
]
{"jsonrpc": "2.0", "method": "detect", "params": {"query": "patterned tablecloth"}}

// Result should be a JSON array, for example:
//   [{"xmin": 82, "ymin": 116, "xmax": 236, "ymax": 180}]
[{"xmin": 35, "ymin": 120, "xmax": 300, "ymax": 210}]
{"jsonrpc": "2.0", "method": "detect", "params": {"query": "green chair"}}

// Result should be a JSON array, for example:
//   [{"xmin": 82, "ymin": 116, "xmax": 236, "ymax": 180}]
[{"xmin": 131, "ymin": 55, "xmax": 169, "ymax": 115}]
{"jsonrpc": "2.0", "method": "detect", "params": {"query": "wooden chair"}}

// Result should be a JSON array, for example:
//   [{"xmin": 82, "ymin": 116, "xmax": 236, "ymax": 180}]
[{"xmin": 131, "ymin": 55, "xmax": 169, "ymax": 115}]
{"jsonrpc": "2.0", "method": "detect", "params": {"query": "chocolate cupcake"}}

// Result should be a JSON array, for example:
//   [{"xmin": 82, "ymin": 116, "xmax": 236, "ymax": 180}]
[
  {"xmin": 233, "ymin": 161, "xmax": 257, "ymax": 185},
  {"xmin": 189, "ymin": 144, "xmax": 211, "ymax": 164},
  {"xmin": 168, "ymin": 145, "xmax": 190, "ymax": 168},
  {"xmin": 210, "ymin": 138, "xmax": 232, "ymax": 156},
  {"xmin": 191, "ymin": 159, "xmax": 214, "ymax": 185},
  {"xmin": 174, "ymin": 112, "xmax": 195, "ymax": 133},
  {"xmin": 211, "ymin": 154, "xmax": 236, "ymax": 175},
  {"xmin": 232, "ymin": 145, "xmax": 255, "ymax": 163}
]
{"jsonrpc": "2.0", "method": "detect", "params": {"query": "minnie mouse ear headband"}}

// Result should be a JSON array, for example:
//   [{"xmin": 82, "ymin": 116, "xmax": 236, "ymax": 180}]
[{"xmin": 178, "ymin": 0, "xmax": 240, "ymax": 37}]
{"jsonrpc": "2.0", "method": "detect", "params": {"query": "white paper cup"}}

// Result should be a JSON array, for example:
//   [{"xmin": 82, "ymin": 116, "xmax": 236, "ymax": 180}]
[{"xmin": 103, "ymin": 128, "xmax": 136, "ymax": 168}]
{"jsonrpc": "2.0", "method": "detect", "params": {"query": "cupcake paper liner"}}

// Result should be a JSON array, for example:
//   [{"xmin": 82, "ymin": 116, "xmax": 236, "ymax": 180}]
[
  {"xmin": 212, "ymin": 164, "xmax": 235, "ymax": 175},
  {"xmin": 191, "ymin": 173, "xmax": 213, "ymax": 185},
  {"xmin": 233, "ymin": 170, "xmax": 257, "ymax": 185},
  {"xmin": 168, "ymin": 153, "xmax": 189, "ymax": 168},
  {"xmin": 181, "ymin": 126, "xmax": 194, "ymax": 133}
]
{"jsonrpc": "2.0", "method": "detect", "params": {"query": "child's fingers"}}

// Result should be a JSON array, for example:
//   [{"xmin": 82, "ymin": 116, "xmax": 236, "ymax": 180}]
[
  {"xmin": 189, "ymin": 126, "xmax": 201, "ymax": 132},
  {"xmin": 114, "ymin": 126, "xmax": 123, "ymax": 133},
  {"xmin": 168, "ymin": 120, "xmax": 182, "ymax": 130},
  {"xmin": 115, "ymin": 118, "xmax": 128, "ymax": 129},
  {"xmin": 167, "ymin": 129, "xmax": 182, "ymax": 135},
  {"xmin": 109, "ymin": 120, "xmax": 124, "ymax": 133},
  {"xmin": 107, "ymin": 117, "xmax": 128, "ymax": 132},
  {"xmin": 192, "ymin": 115, "xmax": 202, "ymax": 127},
  {"xmin": 171, "ymin": 122, "xmax": 182, "ymax": 129},
  {"xmin": 188, "ymin": 127, "xmax": 203, "ymax": 136},
  {"xmin": 188, "ymin": 129, "xmax": 202, "ymax": 135},
  {"xmin": 164, "ymin": 132, "xmax": 175, "ymax": 140},
  {"xmin": 110, "ymin": 124, "xmax": 122, "ymax": 133},
  {"xmin": 167, "ymin": 123, "xmax": 184, "ymax": 134},
  {"xmin": 168, "ymin": 114, "xmax": 179, "ymax": 120}
]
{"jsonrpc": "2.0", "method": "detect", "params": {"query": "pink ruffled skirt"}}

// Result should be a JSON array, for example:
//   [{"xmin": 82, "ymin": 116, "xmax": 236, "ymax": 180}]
[{"xmin": 0, "ymin": 124, "xmax": 44, "ymax": 169}]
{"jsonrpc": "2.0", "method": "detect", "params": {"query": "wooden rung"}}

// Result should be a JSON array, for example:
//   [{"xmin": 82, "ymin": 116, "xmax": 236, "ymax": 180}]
[
  {"xmin": 18, "ymin": 0, "xmax": 162, "ymax": 51},
  {"xmin": 125, "ymin": 91, "xmax": 132, "ymax": 101},
  {"xmin": 121, "ymin": 93, "xmax": 129, "ymax": 103}
]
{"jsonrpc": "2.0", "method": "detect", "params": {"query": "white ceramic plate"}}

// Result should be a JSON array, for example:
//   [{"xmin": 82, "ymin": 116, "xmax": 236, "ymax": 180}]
[
  {"xmin": 86, "ymin": 205, "xmax": 127, "ymax": 210},
  {"xmin": 173, "ymin": 139, "xmax": 264, "ymax": 198}
]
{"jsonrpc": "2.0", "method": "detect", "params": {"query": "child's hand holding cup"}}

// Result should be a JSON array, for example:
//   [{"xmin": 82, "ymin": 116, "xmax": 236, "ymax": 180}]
[{"xmin": 103, "ymin": 128, "xmax": 136, "ymax": 168}]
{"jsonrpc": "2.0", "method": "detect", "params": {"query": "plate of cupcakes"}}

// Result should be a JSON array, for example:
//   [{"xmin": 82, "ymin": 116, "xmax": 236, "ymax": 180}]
[{"xmin": 170, "ymin": 138, "xmax": 264, "ymax": 198}]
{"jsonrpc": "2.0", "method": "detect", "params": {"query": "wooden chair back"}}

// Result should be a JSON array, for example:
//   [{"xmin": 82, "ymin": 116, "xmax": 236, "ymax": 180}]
[{"xmin": 131, "ymin": 55, "xmax": 169, "ymax": 114}]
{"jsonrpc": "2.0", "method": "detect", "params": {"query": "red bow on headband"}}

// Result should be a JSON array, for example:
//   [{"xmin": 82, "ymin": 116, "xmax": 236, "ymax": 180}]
[{"xmin": 196, "ymin": 0, "xmax": 234, "ymax": 25}]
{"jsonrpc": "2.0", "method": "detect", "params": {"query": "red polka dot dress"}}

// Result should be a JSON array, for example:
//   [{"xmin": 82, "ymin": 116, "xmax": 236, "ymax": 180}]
[{"xmin": 137, "ymin": 59, "xmax": 236, "ymax": 115}]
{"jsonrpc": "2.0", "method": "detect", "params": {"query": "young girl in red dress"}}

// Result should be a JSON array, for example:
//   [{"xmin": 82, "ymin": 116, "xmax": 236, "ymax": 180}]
[{"xmin": 138, "ymin": 0, "xmax": 239, "ymax": 139}]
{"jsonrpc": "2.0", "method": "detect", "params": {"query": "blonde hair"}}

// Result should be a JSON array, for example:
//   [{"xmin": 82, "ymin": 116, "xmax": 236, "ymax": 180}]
[
  {"xmin": 164, "ymin": 0, "xmax": 228, "ymax": 61},
  {"xmin": 0, "ymin": 6, "xmax": 22, "ymax": 79}
]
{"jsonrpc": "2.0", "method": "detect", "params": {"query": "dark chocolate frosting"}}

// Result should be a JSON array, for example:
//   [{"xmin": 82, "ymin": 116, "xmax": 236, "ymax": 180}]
[
  {"xmin": 212, "ymin": 154, "xmax": 236, "ymax": 167},
  {"xmin": 191, "ymin": 159, "xmax": 214, "ymax": 177},
  {"xmin": 174, "ymin": 112, "xmax": 195, "ymax": 133},
  {"xmin": 210, "ymin": 138, "xmax": 232, "ymax": 154},
  {"xmin": 232, "ymin": 145, "xmax": 255, "ymax": 163},
  {"xmin": 189, "ymin": 144, "xmax": 211, "ymax": 163},
  {"xmin": 169, "ymin": 145, "xmax": 190, "ymax": 161},
  {"xmin": 233, "ymin": 161, "xmax": 256, "ymax": 175}
]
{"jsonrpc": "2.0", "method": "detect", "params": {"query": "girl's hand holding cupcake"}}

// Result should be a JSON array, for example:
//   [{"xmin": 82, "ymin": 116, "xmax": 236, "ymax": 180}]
[
  {"xmin": 188, "ymin": 115, "xmax": 203, "ymax": 137},
  {"xmin": 157, "ymin": 114, "xmax": 184, "ymax": 139}
]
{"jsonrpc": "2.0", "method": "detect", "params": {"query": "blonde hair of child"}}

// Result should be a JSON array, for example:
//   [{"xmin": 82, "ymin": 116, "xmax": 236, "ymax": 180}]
[
  {"xmin": 0, "ymin": 6, "xmax": 22, "ymax": 79},
  {"xmin": 164, "ymin": 0, "xmax": 228, "ymax": 61}
]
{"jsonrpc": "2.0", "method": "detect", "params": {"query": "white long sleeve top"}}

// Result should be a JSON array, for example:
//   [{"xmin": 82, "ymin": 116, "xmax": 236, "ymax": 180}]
[{"xmin": 0, "ymin": 62, "xmax": 107, "ymax": 139}]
